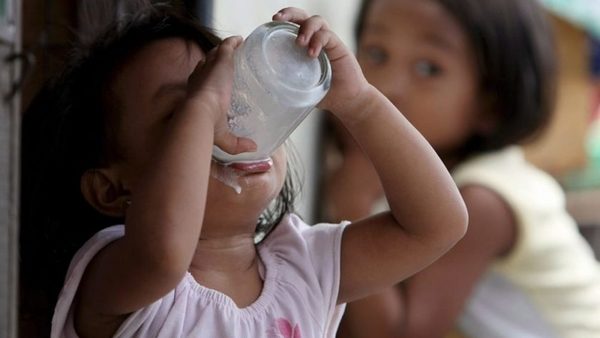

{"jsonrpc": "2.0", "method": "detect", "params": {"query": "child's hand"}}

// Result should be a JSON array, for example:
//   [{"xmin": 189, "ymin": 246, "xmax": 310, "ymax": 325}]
[
  {"xmin": 186, "ymin": 36, "xmax": 256, "ymax": 156},
  {"xmin": 273, "ymin": 8, "xmax": 372, "ymax": 122}
]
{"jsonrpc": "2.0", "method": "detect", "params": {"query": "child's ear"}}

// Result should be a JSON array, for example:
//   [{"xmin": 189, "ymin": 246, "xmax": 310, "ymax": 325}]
[{"xmin": 80, "ymin": 168, "xmax": 131, "ymax": 217}]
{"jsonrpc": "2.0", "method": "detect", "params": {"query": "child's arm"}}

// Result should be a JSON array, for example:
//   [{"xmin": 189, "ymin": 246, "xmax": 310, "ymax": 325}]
[
  {"xmin": 274, "ymin": 8, "xmax": 468, "ymax": 304},
  {"xmin": 340, "ymin": 186, "xmax": 515, "ymax": 337},
  {"xmin": 324, "ymin": 114, "xmax": 385, "ymax": 221},
  {"xmin": 74, "ymin": 37, "xmax": 253, "ymax": 336},
  {"xmin": 393, "ymin": 186, "xmax": 515, "ymax": 336}
]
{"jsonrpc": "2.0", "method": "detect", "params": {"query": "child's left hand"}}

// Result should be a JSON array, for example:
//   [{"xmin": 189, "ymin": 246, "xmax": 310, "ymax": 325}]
[{"xmin": 273, "ymin": 8, "xmax": 371, "ymax": 121}]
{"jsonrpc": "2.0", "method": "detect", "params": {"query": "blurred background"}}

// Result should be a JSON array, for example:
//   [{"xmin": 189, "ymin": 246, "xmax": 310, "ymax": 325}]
[
  {"xmin": 10, "ymin": 0, "xmax": 600, "ymax": 224},
  {"xmin": 2, "ymin": 0, "xmax": 600, "ymax": 336}
]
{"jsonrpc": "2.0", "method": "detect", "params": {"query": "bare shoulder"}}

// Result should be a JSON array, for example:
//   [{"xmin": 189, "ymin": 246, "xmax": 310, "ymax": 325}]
[{"xmin": 459, "ymin": 184, "xmax": 517, "ymax": 256}]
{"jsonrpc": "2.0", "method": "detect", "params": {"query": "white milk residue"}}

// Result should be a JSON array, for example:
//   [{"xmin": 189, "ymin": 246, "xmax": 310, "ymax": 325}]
[{"xmin": 211, "ymin": 162, "xmax": 242, "ymax": 194}]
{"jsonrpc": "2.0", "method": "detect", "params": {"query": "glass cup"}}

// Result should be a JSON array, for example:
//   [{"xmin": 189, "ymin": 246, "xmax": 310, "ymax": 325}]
[{"xmin": 212, "ymin": 21, "xmax": 332, "ymax": 163}]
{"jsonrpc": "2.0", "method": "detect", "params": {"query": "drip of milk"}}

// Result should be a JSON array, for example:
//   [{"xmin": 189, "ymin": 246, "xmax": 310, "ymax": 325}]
[{"xmin": 210, "ymin": 162, "xmax": 242, "ymax": 194}]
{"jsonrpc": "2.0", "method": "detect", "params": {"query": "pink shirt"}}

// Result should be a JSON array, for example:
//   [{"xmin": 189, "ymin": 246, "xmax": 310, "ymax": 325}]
[{"xmin": 51, "ymin": 214, "xmax": 348, "ymax": 338}]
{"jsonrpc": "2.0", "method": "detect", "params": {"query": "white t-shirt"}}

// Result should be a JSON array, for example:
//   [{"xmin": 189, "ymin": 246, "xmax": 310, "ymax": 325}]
[
  {"xmin": 454, "ymin": 147, "xmax": 600, "ymax": 338},
  {"xmin": 51, "ymin": 214, "xmax": 348, "ymax": 338}
]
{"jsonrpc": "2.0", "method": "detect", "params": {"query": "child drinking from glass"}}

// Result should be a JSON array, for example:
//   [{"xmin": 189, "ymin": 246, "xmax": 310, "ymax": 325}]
[{"xmin": 19, "ymin": 5, "xmax": 467, "ymax": 338}]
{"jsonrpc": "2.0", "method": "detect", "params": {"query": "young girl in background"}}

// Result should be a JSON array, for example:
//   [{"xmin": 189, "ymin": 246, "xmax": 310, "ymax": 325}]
[
  {"xmin": 19, "ymin": 5, "xmax": 467, "ymax": 338},
  {"xmin": 327, "ymin": 0, "xmax": 600, "ymax": 337}
]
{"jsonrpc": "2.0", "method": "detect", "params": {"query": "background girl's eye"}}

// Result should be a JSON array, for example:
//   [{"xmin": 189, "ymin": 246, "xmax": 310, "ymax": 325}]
[
  {"xmin": 363, "ymin": 46, "xmax": 388, "ymax": 65},
  {"xmin": 414, "ymin": 60, "xmax": 442, "ymax": 77}
]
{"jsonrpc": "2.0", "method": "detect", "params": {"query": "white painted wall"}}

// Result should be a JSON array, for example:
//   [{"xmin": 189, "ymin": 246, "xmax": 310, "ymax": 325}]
[{"xmin": 213, "ymin": 0, "xmax": 360, "ymax": 222}]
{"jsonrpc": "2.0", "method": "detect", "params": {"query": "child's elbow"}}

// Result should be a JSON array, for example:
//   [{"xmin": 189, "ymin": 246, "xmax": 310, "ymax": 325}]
[
  {"xmin": 422, "ymin": 198, "xmax": 469, "ymax": 252},
  {"xmin": 442, "ymin": 200, "xmax": 469, "ymax": 247},
  {"xmin": 133, "ymin": 236, "xmax": 193, "ymax": 285},
  {"xmin": 149, "ymin": 250, "xmax": 190, "ymax": 279}
]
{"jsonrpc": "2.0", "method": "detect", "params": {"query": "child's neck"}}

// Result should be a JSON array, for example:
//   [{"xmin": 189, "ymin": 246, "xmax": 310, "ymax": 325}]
[
  {"xmin": 443, "ymin": 156, "xmax": 460, "ymax": 171},
  {"xmin": 439, "ymin": 149, "xmax": 467, "ymax": 171},
  {"xmin": 189, "ymin": 234, "xmax": 263, "ymax": 307},
  {"xmin": 191, "ymin": 234, "xmax": 258, "ymax": 272}
]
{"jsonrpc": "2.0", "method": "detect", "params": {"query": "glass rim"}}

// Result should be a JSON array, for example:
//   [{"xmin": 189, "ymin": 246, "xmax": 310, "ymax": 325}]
[{"xmin": 253, "ymin": 21, "xmax": 332, "ymax": 99}]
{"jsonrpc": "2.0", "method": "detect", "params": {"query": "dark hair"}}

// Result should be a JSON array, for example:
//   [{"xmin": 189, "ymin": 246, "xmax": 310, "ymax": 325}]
[
  {"xmin": 20, "ymin": 6, "xmax": 296, "ymax": 335},
  {"xmin": 356, "ymin": 0, "xmax": 557, "ymax": 159}
]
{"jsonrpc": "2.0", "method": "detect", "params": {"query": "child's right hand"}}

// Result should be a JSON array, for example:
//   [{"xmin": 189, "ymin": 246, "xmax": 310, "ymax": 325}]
[
  {"xmin": 273, "ymin": 8, "xmax": 372, "ymax": 125},
  {"xmin": 185, "ymin": 36, "xmax": 256, "ymax": 156}
]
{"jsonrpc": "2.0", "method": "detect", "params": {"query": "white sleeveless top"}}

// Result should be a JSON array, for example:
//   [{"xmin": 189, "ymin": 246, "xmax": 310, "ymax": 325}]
[
  {"xmin": 51, "ymin": 214, "xmax": 348, "ymax": 338},
  {"xmin": 454, "ymin": 147, "xmax": 600, "ymax": 338}
]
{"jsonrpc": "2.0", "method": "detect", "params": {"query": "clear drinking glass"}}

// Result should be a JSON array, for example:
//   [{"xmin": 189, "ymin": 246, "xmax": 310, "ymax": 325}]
[{"xmin": 212, "ymin": 21, "xmax": 332, "ymax": 163}]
